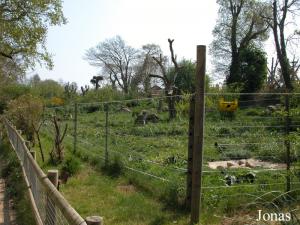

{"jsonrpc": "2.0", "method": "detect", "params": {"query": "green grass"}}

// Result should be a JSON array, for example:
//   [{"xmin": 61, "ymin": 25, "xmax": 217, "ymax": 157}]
[
  {"xmin": 60, "ymin": 164, "xmax": 189, "ymax": 225},
  {"xmin": 38, "ymin": 99, "xmax": 300, "ymax": 224}
]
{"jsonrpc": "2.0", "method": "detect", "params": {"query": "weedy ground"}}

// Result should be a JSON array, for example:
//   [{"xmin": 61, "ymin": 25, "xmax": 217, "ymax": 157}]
[{"xmin": 36, "ymin": 97, "xmax": 300, "ymax": 224}]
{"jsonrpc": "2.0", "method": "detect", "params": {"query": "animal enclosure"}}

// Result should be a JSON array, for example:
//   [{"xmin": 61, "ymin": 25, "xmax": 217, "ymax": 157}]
[{"xmin": 42, "ymin": 92, "xmax": 300, "ymax": 224}]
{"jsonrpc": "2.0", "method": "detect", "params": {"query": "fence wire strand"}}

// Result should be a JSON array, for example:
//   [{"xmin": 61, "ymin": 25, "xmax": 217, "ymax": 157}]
[{"xmin": 3, "ymin": 119, "xmax": 87, "ymax": 225}]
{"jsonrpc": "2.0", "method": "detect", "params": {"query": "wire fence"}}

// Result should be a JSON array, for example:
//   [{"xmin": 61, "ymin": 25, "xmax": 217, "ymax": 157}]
[
  {"xmin": 3, "ymin": 118, "xmax": 88, "ymax": 225},
  {"xmin": 42, "ymin": 92, "xmax": 300, "ymax": 221}
]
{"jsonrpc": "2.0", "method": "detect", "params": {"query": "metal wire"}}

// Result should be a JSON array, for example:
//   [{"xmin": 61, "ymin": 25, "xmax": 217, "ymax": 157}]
[{"xmin": 4, "ymin": 120, "xmax": 87, "ymax": 225}]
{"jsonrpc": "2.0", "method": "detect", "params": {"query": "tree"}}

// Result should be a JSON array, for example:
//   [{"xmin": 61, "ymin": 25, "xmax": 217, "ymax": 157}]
[
  {"xmin": 5, "ymin": 94, "xmax": 43, "ymax": 146},
  {"xmin": 50, "ymin": 115, "xmax": 68, "ymax": 164},
  {"xmin": 0, "ymin": 0, "xmax": 66, "ymax": 70},
  {"xmin": 172, "ymin": 59, "xmax": 196, "ymax": 93},
  {"xmin": 31, "ymin": 79, "xmax": 64, "ymax": 100},
  {"xmin": 239, "ymin": 46, "xmax": 268, "ymax": 93},
  {"xmin": 0, "ymin": 57, "xmax": 25, "ymax": 85},
  {"xmin": 131, "ymin": 44, "xmax": 162, "ymax": 94},
  {"xmin": 80, "ymin": 85, "xmax": 90, "ymax": 96},
  {"xmin": 149, "ymin": 39, "xmax": 180, "ymax": 119},
  {"xmin": 211, "ymin": 0, "xmax": 269, "ymax": 85},
  {"xmin": 264, "ymin": 0, "xmax": 300, "ymax": 91},
  {"xmin": 29, "ymin": 74, "xmax": 42, "ymax": 86},
  {"xmin": 90, "ymin": 75, "xmax": 103, "ymax": 90},
  {"xmin": 85, "ymin": 36, "xmax": 139, "ymax": 93},
  {"xmin": 64, "ymin": 82, "xmax": 77, "ymax": 102}
]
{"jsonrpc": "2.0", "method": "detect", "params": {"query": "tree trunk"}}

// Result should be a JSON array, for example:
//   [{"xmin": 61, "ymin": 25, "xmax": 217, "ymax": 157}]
[
  {"xmin": 272, "ymin": 0, "xmax": 293, "ymax": 91},
  {"xmin": 165, "ymin": 88, "xmax": 176, "ymax": 120},
  {"xmin": 227, "ymin": 13, "xmax": 241, "ymax": 85},
  {"xmin": 228, "ymin": 52, "xmax": 241, "ymax": 85},
  {"xmin": 34, "ymin": 129, "xmax": 45, "ymax": 162}
]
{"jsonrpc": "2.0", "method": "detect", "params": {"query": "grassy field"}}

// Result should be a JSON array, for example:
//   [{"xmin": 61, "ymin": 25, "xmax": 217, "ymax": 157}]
[{"xmin": 37, "ymin": 94, "xmax": 300, "ymax": 224}]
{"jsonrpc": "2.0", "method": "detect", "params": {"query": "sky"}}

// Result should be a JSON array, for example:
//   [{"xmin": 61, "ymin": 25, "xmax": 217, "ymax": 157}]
[{"xmin": 31, "ymin": 0, "xmax": 219, "ymax": 87}]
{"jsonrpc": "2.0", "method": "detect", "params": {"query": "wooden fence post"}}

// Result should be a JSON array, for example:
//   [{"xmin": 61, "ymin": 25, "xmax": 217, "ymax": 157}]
[
  {"xmin": 46, "ymin": 170, "xmax": 59, "ymax": 225},
  {"xmin": 186, "ymin": 95, "xmax": 195, "ymax": 210},
  {"xmin": 47, "ymin": 170, "xmax": 59, "ymax": 188},
  {"xmin": 86, "ymin": 216, "xmax": 104, "ymax": 225},
  {"xmin": 74, "ymin": 103, "xmax": 78, "ymax": 154},
  {"xmin": 190, "ymin": 45, "xmax": 206, "ymax": 224},
  {"xmin": 285, "ymin": 94, "xmax": 291, "ymax": 192},
  {"xmin": 30, "ymin": 150, "xmax": 36, "ymax": 161}
]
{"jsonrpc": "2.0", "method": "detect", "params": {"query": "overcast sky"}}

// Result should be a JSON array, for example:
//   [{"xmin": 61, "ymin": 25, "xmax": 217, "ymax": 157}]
[{"xmin": 31, "ymin": 0, "xmax": 219, "ymax": 86}]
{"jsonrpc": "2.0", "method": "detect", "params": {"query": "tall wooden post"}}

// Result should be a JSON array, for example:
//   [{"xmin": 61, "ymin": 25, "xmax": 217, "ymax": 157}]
[
  {"xmin": 186, "ymin": 95, "xmax": 195, "ymax": 210},
  {"xmin": 285, "ymin": 94, "xmax": 291, "ymax": 192},
  {"xmin": 73, "ymin": 103, "xmax": 78, "ymax": 154},
  {"xmin": 104, "ymin": 103, "xmax": 109, "ymax": 167},
  {"xmin": 190, "ymin": 45, "xmax": 206, "ymax": 224}
]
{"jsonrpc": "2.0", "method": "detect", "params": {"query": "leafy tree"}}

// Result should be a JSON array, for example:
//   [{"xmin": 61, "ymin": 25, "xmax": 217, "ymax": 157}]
[
  {"xmin": 0, "ymin": 0, "xmax": 66, "ymax": 110},
  {"xmin": 31, "ymin": 79, "xmax": 64, "ymax": 100},
  {"xmin": 0, "ymin": 83, "xmax": 30, "ymax": 113},
  {"xmin": 211, "ymin": 0, "xmax": 269, "ymax": 85},
  {"xmin": 239, "ymin": 46, "xmax": 268, "ymax": 93},
  {"xmin": 85, "ymin": 36, "xmax": 139, "ymax": 93},
  {"xmin": 0, "ymin": 0, "xmax": 66, "ymax": 70},
  {"xmin": 0, "ymin": 57, "xmax": 25, "ymax": 85},
  {"xmin": 172, "ymin": 60, "xmax": 196, "ymax": 93},
  {"xmin": 5, "ymin": 94, "xmax": 43, "ymax": 145}
]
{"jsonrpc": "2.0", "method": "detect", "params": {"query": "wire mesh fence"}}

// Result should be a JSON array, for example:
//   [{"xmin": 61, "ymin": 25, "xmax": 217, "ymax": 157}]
[
  {"xmin": 3, "ymin": 119, "xmax": 87, "ymax": 225},
  {"xmin": 42, "ymin": 92, "xmax": 300, "ymax": 222},
  {"xmin": 201, "ymin": 92, "xmax": 300, "ymax": 222}
]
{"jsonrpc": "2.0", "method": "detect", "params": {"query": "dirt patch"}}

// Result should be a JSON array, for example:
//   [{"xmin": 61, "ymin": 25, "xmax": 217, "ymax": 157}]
[
  {"xmin": 117, "ymin": 185, "xmax": 136, "ymax": 194},
  {"xmin": 208, "ymin": 158, "xmax": 286, "ymax": 170}
]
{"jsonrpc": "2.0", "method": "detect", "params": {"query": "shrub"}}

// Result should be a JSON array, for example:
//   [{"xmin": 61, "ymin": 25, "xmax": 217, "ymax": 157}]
[
  {"xmin": 61, "ymin": 157, "xmax": 81, "ymax": 176},
  {"xmin": 245, "ymin": 109, "xmax": 263, "ymax": 116},
  {"xmin": 5, "ymin": 94, "xmax": 43, "ymax": 144},
  {"xmin": 160, "ymin": 182, "xmax": 185, "ymax": 210},
  {"xmin": 102, "ymin": 155, "xmax": 124, "ymax": 177},
  {"xmin": 51, "ymin": 97, "xmax": 64, "ymax": 106},
  {"xmin": 79, "ymin": 86, "xmax": 124, "ymax": 103},
  {"xmin": 175, "ymin": 93, "xmax": 191, "ymax": 118}
]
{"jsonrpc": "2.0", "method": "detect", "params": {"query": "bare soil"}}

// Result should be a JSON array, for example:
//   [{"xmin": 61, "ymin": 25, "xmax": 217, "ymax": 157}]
[{"xmin": 208, "ymin": 158, "xmax": 286, "ymax": 170}]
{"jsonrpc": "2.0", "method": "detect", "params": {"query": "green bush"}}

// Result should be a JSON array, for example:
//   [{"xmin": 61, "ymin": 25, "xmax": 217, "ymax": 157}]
[
  {"xmin": 61, "ymin": 157, "xmax": 81, "ymax": 176},
  {"xmin": 79, "ymin": 86, "xmax": 124, "ymax": 103}
]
